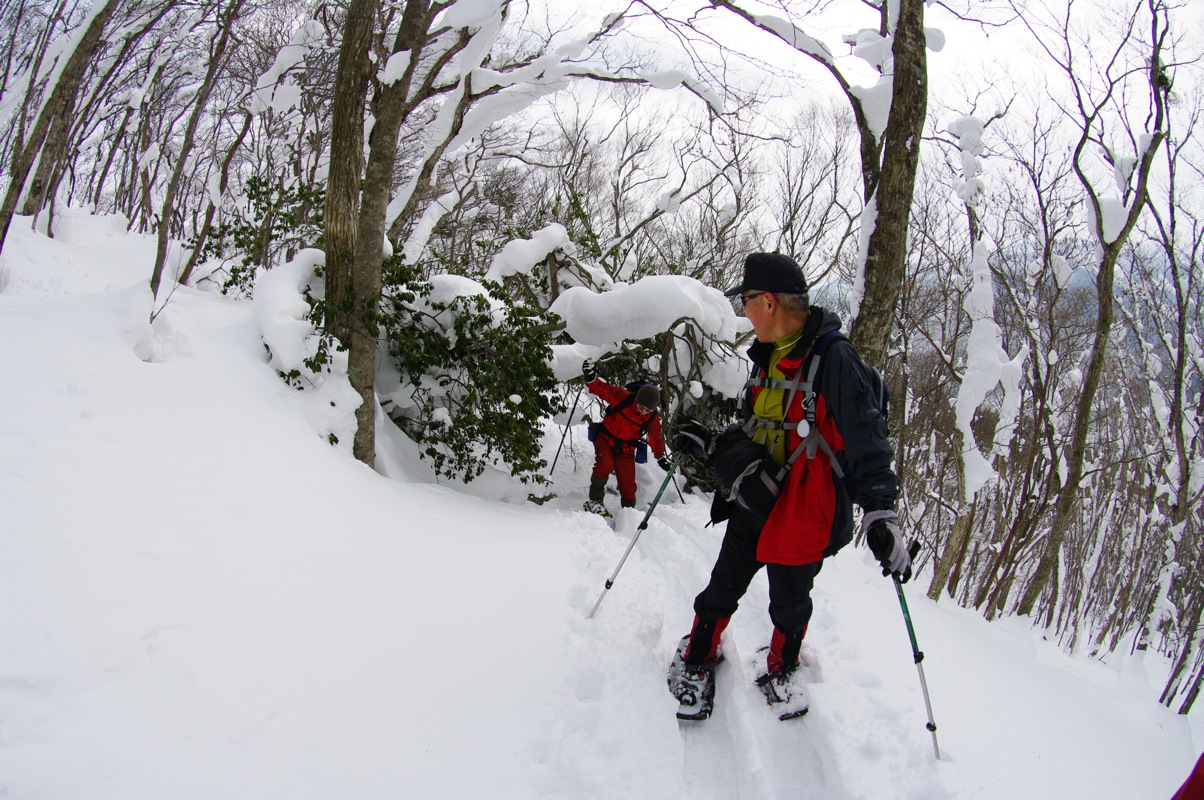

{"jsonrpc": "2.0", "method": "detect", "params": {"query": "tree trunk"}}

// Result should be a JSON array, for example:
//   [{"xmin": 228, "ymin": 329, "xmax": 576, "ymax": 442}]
[
  {"xmin": 1161, "ymin": 593, "xmax": 1204, "ymax": 713},
  {"xmin": 323, "ymin": 0, "xmax": 378, "ymax": 461},
  {"xmin": 21, "ymin": 90, "xmax": 76, "ymax": 218},
  {"xmin": 847, "ymin": 0, "xmax": 927, "ymax": 368},
  {"xmin": 1178, "ymin": 661, "xmax": 1204, "ymax": 715},
  {"xmin": 0, "ymin": 0, "xmax": 119, "ymax": 253},
  {"xmin": 928, "ymin": 443, "xmax": 976, "ymax": 603},
  {"xmin": 346, "ymin": 0, "xmax": 440, "ymax": 464}
]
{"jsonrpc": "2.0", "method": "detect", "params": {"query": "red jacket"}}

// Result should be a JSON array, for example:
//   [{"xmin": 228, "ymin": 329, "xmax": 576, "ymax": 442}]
[
  {"xmin": 749, "ymin": 367, "xmax": 845, "ymax": 565},
  {"xmin": 586, "ymin": 377, "xmax": 666, "ymax": 457}
]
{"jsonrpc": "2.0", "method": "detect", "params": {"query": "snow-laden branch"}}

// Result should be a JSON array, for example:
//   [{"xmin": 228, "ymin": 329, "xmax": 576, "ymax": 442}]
[
  {"xmin": 389, "ymin": 6, "xmax": 724, "ymax": 245},
  {"xmin": 948, "ymin": 115, "xmax": 1028, "ymax": 501},
  {"xmin": 250, "ymin": 20, "xmax": 325, "ymax": 115}
]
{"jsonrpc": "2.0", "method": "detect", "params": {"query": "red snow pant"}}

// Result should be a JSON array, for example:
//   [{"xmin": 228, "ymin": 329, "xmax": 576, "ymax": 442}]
[{"xmin": 591, "ymin": 429, "xmax": 638, "ymax": 506}]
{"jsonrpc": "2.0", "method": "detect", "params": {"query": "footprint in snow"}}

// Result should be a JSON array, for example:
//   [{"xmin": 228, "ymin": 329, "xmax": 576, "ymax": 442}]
[
  {"xmin": 849, "ymin": 669, "xmax": 881, "ymax": 688},
  {"xmin": 570, "ymin": 665, "xmax": 606, "ymax": 702}
]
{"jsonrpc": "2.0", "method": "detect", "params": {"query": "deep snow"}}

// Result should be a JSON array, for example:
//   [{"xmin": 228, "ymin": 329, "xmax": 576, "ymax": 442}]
[{"xmin": 1, "ymin": 210, "xmax": 1199, "ymax": 799}]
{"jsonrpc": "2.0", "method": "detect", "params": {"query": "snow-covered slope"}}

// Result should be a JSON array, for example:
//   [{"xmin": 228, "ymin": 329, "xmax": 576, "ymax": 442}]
[{"xmin": 0, "ymin": 211, "xmax": 1198, "ymax": 799}]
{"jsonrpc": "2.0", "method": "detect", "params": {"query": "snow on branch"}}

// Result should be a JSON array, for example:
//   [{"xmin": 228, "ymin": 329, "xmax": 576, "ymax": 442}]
[
  {"xmin": 387, "ymin": 7, "xmax": 723, "ymax": 242},
  {"xmin": 947, "ymin": 115, "xmax": 1028, "ymax": 500},
  {"xmin": 250, "ymin": 20, "xmax": 325, "ymax": 115},
  {"xmin": 844, "ymin": 28, "xmax": 892, "ymax": 72},
  {"xmin": 436, "ymin": 0, "xmax": 507, "ymax": 31},
  {"xmin": 548, "ymin": 275, "xmax": 738, "ymax": 350},
  {"xmin": 748, "ymin": 12, "xmax": 835, "ymax": 64},
  {"xmin": 484, "ymin": 223, "xmax": 574, "ymax": 283},
  {"xmin": 948, "ymin": 115, "xmax": 986, "ymax": 205},
  {"xmin": 402, "ymin": 189, "xmax": 461, "ymax": 265}
]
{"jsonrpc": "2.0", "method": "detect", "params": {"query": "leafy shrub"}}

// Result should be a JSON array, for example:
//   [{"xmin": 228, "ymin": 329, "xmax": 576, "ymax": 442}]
[{"xmin": 379, "ymin": 257, "xmax": 563, "ymax": 483}]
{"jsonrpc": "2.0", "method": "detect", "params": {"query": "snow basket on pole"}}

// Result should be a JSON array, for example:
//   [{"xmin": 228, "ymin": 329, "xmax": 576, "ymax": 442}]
[{"xmin": 587, "ymin": 453, "xmax": 683, "ymax": 619}]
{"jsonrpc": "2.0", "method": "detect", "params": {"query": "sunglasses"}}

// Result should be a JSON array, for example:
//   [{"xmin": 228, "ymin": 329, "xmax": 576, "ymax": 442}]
[{"xmin": 738, "ymin": 291, "xmax": 767, "ymax": 309}]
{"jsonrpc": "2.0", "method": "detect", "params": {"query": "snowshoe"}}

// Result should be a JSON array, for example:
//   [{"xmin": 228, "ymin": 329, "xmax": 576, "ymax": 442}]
[
  {"xmin": 667, "ymin": 635, "xmax": 723, "ymax": 721},
  {"xmin": 756, "ymin": 668, "xmax": 809, "ymax": 720},
  {"xmin": 582, "ymin": 499, "xmax": 612, "ymax": 518}
]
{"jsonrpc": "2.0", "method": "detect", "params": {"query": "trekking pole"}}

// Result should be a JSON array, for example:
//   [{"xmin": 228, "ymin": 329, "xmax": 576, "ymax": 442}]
[
  {"xmin": 549, "ymin": 382, "xmax": 584, "ymax": 476},
  {"xmin": 587, "ymin": 453, "xmax": 683, "ymax": 619},
  {"xmin": 894, "ymin": 541, "xmax": 940, "ymax": 760}
]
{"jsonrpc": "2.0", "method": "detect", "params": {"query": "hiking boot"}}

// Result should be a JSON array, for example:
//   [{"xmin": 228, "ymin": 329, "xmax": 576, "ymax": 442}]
[
  {"xmin": 756, "ymin": 667, "xmax": 809, "ymax": 720},
  {"xmin": 583, "ymin": 499, "xmax": 612, "ymax": 517}
]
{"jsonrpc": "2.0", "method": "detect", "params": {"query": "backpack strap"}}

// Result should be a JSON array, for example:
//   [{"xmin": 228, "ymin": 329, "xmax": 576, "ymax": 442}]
[
  {"xmin": 742, "ymin": 369, "xmax": 807, "ymax": 437},
  {"xmin": 603, "ymin": 391, "xmax": 656, "ymax": 444},
  {"xmin": 799, "ymin": 331, "xmax": 847, "ymax": 476},
  {"xmin": 746, "ymin": 376, "xmax": 798, "ymax": 391},
  {"xmin": 741, "ymin": 330, "xmax": 847, "ymax": 492}
]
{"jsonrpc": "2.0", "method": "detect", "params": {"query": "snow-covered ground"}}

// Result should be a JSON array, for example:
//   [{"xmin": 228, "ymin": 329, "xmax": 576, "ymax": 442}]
[{"xmin": 1, "ymin": 211, "xmax": 1199, "ymax": 799}]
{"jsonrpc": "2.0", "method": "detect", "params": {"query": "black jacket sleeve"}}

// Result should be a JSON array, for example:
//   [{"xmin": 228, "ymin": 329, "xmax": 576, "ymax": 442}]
[{"xmin": 818, "ymin": 339, "xmax": 897, "ymax": 512}]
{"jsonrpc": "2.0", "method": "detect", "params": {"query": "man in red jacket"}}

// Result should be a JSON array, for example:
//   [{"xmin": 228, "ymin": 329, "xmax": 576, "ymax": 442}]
[
  {"xmin": 581, "ymin": 359, "xmax": 669, "ymax": 517},
  {"xmin": 667, "ymin": 252, "xmax": 911, "ymax": 721}
]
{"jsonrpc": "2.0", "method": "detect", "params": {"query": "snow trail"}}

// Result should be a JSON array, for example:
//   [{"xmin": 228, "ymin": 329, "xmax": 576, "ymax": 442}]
[{"xmin": 532, "ymin": 468, "xmax": 860, "ymax": 799}]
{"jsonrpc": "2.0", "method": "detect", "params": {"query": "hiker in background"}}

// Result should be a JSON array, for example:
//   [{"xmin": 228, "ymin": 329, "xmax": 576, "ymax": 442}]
[
  {"xmin": 667, "ymin": 251, "xmax": 911, "ymax": 719},
  {"xmin": 581, "ymin": 358, "xmax": 669, "ymax": 518}
]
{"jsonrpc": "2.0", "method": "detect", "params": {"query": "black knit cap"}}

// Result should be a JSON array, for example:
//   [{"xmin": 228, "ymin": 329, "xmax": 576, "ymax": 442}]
[
  {"xmin": 723, "ymin": 252, "xmax": 808, "ymax": 297},
  {"xmin": 635, "ymin": 384, "xmax": 660, "ymax": 409}
]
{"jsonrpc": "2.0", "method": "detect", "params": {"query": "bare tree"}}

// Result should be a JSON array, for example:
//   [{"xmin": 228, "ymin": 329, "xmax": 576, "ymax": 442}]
[
  {"xmin": 1126, "ymin": 85, "xmax": 1204, "ymax": 713},
  {"xmin": 0, "ymin": 0, "xmax": 121, "ymax": 252},
  {"xmin": 150, "ymin": 0, "xmax": 245, "ymax": 302},
  {"xmin": 703, "ymin": 0, "xmax": 930, "ymax": 367},
  {"xmin": 767, "ymin": 104, "xmax": 860, "ymax": 284},
  {"xmin": 0, "ymin": 0, "xmax": 78, "ymax": 173},
  {"xmin": 1015, "ymin": 0, "xmax": 1171, "ymax": 618}
]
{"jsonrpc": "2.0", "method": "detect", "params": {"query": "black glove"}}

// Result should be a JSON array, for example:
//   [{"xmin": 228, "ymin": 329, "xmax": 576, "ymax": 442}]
[
  {"xmin": 862, "ymin": 510, "xmax": 912, "ymax": 583},
  {"xmin": 672, "ymin": 422, "xmax": 714, "ymax": 461},
  {"xmin": 582, "ymin": 357, "xmax": 597, "ymax": 383},
  {"xmin": 657, "ymin": 456, "xmax": 672, "ymax": 471}
]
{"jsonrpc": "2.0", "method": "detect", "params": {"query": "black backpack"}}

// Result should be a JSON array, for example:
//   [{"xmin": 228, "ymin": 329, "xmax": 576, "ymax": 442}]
[{"xmin": 810, "ymin": 331, "xmax": 890, "ymax": 434}]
